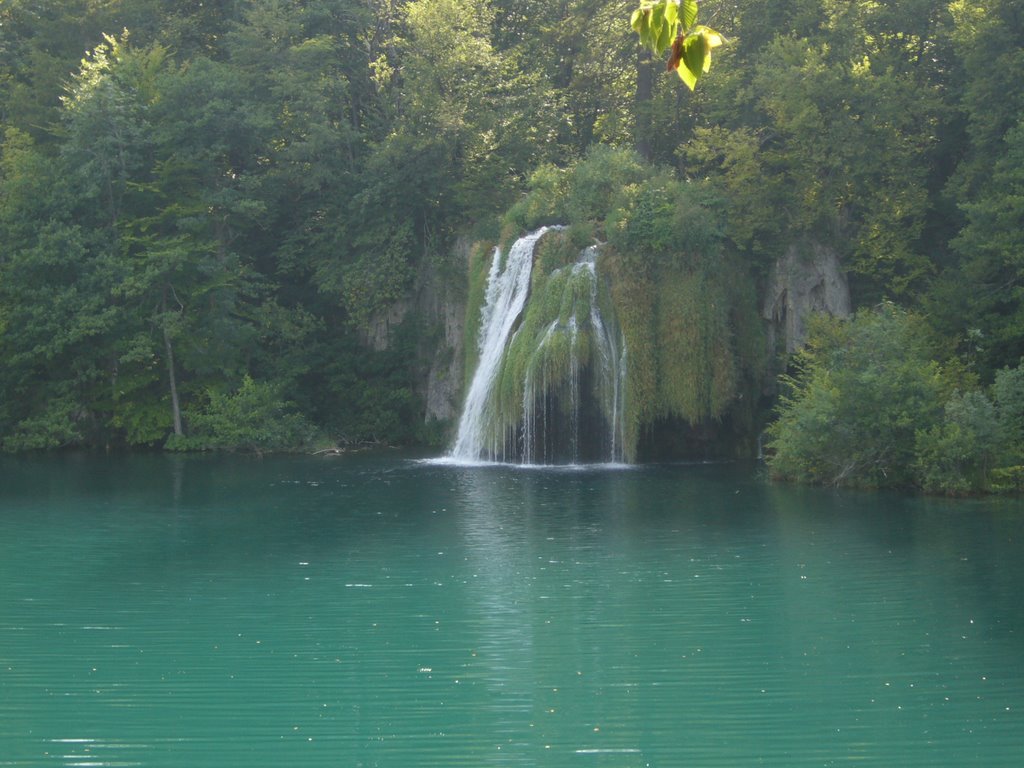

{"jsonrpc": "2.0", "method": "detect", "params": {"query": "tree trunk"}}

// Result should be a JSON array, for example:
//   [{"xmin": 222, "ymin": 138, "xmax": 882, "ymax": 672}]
[
  {"xmin": 162, "ymin": 291, "xmax": 184, "ymax": 437},
  {"xmin": 635, "ymin": 47, "xmax": 653, "ymax": 161}
]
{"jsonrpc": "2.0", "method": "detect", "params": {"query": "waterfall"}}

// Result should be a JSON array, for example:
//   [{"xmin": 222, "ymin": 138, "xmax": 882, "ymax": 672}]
[
  {"xmin": 450, "ymin": 227, "xmax": 551, "ymax": 461},
  {"xmin": 449, "ymin": 228, "xmax": 627, "ymax": 465},
  {"xmin": 580, "ymin": 246, "xmax": 628, "ymax": 464}
]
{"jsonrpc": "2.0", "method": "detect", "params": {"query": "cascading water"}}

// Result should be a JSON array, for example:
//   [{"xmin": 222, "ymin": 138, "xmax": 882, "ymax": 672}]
[
  {"xmin": 450, "ymin": 227, "xmax": 552, "ymax": 461},
  {"xmin": 449, "ymin": 228, "xmax": 628, "ymax": 464},
  {"xmin": 580, "ymin": 245, "xmax": 628, "ymax": 464}
]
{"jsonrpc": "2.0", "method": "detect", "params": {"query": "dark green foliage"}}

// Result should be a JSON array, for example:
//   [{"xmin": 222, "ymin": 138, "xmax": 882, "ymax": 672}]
[
  {"xmin": 2, "ymin": 395, "xmax": 85, "ymax": 452},
  {"xmin": 166, "ymin": 376, "xmax": 318, "ymax": 454},
  {"xmin": 506, "ymin": 146, "xmax": 652, "ymax": 239},
  {"xmin": 313, "ymin": 328, "xmax": 421, "ymax": 447},
  {"xmin": 768, "ymin": 309, "xmax": 1024, "ymax": 493},
  {"xmin": 767, "ymin": 306, "xmax": 951, "ymax": 488},
  {"xmin": 683, "ymin": 0, "xmax": 950, "ymax": 300},
  {"xmin": 340, "ymin": 228, "xmax": 416, "ymax": 331},
  {"xmin": 993, "ymin": 363, "xmax": 1024, "ymax": 453},
  {"xmin": 930, "ymin": 119, "xmax": 1024, "ymax": 378},
  {"xmin": 914, "ymin": 390, "xmax": 1000, "ymax": 495},
  {"xmin": 913, "ymin": 363, "xmax": 1024, "ymax": 496},
  {"xmin": 0, "ymin": 0, "xmax": 1019, "ymax": 472},
  {"xmin": 0, "ymin": 1, "xmax": 459, "ymax": 452},
  {"xmin": 505, "ymin": 151, "xmax": 765, "ymax": 461}
]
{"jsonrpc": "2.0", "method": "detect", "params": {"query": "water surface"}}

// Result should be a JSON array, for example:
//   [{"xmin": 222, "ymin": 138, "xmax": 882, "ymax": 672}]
[{"xmin": 1, "ymin": 453, "xmax": 1022, "ymax": 766}]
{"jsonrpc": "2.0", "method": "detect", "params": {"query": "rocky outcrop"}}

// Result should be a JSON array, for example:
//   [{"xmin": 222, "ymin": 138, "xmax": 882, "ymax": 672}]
[
  {"xmin": 420, "ymin": 247, "xmax": 467, "ymax": 424},
  {"xmin": 361, "ymin": 240, "xmax": 469, "ymax": 428},
  {"xmin": 763, "ymin": 240, "xmax": 851, "ymax": 356},
  {"xmin": 361, "ymin": 301, "xmax": 410, "ymax": 352}
]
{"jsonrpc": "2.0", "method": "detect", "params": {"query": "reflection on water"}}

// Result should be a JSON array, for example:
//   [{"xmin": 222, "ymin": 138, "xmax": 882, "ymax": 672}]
[{"xmin": 0, "ymin": 453, "xmax": 1023, "ymax": 767}]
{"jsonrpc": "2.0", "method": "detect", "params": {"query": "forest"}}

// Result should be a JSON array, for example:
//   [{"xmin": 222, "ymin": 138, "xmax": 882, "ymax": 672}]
[{"xmin": 1, "ymin": 0, "xmax": 1022, "ymax": 492}]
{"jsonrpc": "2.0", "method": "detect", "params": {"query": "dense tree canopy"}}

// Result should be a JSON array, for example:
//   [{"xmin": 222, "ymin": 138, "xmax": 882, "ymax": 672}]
[{"xmin": 0, "ymin": 0, "xmax": 1020, "ymax": 474}]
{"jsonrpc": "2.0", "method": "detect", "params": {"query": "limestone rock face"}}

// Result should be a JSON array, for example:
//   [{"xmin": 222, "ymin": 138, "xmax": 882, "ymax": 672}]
[
  {"xmin": 763, "ymin": 240, "xmax": 851, "ymax": 356},
  {"xmin": 356, "ymin": 241, "xmax": 469, "ymax": 428},
  {"xmin": 422, "ymin": 266, "xmax": 466, "ymax": 424},
  {"xmin": 361, "ymin": 302, "xmax": 409, "ymax": 352}
]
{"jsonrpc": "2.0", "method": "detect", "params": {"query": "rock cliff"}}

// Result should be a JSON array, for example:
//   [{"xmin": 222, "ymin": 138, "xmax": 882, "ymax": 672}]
[
  {"xmin": 763, "ymin": 240, "xmax": 851, "ymax": 356},
  {"xmin": 360, "ymin": 241, "xmax": 468, "ymax": 428}
]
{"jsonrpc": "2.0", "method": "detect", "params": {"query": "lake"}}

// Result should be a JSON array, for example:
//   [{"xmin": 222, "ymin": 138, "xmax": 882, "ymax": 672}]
[{"xmin": 1, "ymin": 453, "xmax": 1022, "ymax": 767}]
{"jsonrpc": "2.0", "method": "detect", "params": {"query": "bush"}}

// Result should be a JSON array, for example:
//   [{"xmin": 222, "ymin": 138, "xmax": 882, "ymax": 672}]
[
  {"xmin": 606, "ymin": 173, "xmax": 724, "ymax": 272},
  {"xmin": 913, "ymin": 362, "xmax": 1024, "ymax": 494},
  {"xmin": 504, "ymin": 163, "xmax": 568, "ymax": 232},
  {"xmin": 767, "ymin": 311, "xmax": 1024, "ymax": 493},
  {"xmin": 2, "ymin": 395, "xmax": 83, "ymax": 451},
  {"xmin": 504, "ymin": 146, "xmax": 652, "ymax": 240},
  {"xmin": 993, "ymin": 361, "xmax": 1024, "ymax": 455},
  {"xmin": 167, "ymin": 376, "xmax": 317, "ymax": 454},
  {"xmin": 914, "ymin": 390, "xmax": 1000, "ymax": 495},
  {"xmin": 563, "ymin": 145, "xmax": 649, "ymax": 233},
  {"xmin": 767, "ymin": 305, "xmax": 951, "ymax": 488}
]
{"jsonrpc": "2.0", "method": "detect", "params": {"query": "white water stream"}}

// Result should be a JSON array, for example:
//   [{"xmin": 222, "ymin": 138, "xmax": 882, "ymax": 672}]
[
  {"xmin": 450, "ymin": 228, "xmax": 552, "ymax": 461},
  {"xmin": 449, "ymin": 228, "xmax": 626, "ymax": 464}
]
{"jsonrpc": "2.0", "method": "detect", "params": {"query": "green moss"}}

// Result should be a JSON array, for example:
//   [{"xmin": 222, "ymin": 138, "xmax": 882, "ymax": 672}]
[
  {"xmin": 656, "ymin": 265, "xmax": 737, "ymax": 421},
  {"xmin": 474, "ymin": 241, "xmax": 619, "ymax": 454},
  {"xmin": 723, "ymin": 256, "xmax": 769, "ymax": 437},
  {"xmin": 533, "ymin": 231, "xmax": 576, "ymax": 279},
  {"xmin": 604, "ymin": 249, "xmax": 657, "ymax": 461},
  {"xmin": 493, "ymin": 265, "xmax": 572, "ymax": 431},
  {"xmin": 467, "ymin": 150, "xmax": 769, "ymax": 462},
  {"xmin": 603, "ymin": 241, "xmax": 763, "ymax": 461}
]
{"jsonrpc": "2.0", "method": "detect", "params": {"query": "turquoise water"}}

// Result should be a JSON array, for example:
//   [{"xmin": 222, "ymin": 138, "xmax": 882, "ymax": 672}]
[{"xmin": 1, "ymin": 453, "xmax": 1023, "ymax": 766}]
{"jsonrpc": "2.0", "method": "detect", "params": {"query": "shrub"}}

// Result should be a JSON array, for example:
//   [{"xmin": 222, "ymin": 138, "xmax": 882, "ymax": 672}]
[
  {"xmin": 504, "ymin": 163, "xmax": 568, "ymax": 232},
  {"xmin": 993, "ymin": 361, "xmax": 1024, "ymax": 456},
  {"xmin": 606, "ymin": 174, "xmax": 724, "ymax": 272},
  {"xmin": 914, "ymin": 390, "xmax": 1000, "ymax": 495},
  {"xmin": 2, "ymin": 395, "xmax": 83, "ymax": 451},
  {"xmin": 563, "ymin": 145, "xmax": 649, "ymax": 234},
  {"xmin": 504, "ymin": 146, "xmax": 652, "ymax": 241},
  {"xmin": 767, "ymin": 305, "xmax": 951, "ymax": 488},
  {"xmin": 167, "ymin": 376, "xmax": 317, "ymax": 454}
]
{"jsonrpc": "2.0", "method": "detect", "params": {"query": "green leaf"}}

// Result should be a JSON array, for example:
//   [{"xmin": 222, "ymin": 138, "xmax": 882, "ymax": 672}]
[
  {"xmin": 693, "ymin": 25, "xmax": 724, "ymax": 72},
  {"xmin": 663, "ymin": 0, "xmax": 679, "ymax": 27},
  {"xmin": 692, "ymin": 25, "xmax": 724, "ymax": 47},
  {"xmin": 679, "ymin": 33, "xmax": 706, "ymax": 89},
  {"xmin": 632, "ymin": 6, "xmax": 654, "ymax": 45},
  {"xmin": 633, "ymin": 1, "xmax": 686, "ymax": 55},
  {"xmin": 657, "ymin": 14, "xmax": 674, "ymax": 52},
  {"xmin": 650, "ymin": 3, "xmax": 665, "ymax": 50},
  {"xmin": 675, "ymin": 57, "xmax": 698, "ymax": 90},
  {"xmin": 630, "ymin": 8, "xmax": 644, "ymax": 32},
  {"xmin": 680, "ymin": 0, "xmax": 698, "ymax": 30}
]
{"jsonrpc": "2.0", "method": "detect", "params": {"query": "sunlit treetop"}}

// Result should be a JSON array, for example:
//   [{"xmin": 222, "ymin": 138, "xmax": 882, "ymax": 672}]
[{"xmin": 630, "ymin": 0, "xmax": 723, "ymax": 90}]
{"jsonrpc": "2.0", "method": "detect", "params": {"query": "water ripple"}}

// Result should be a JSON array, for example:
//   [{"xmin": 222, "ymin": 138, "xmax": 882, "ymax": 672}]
[{"xmin": 1, "ymin": 455, "xmax": 1023, "ymax": 766}]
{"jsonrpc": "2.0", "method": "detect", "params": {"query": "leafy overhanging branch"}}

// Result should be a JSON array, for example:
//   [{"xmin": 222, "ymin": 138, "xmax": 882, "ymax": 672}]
[{"xmin": 630, "ymin": 0, "xmax": 723, "ymax": 90}]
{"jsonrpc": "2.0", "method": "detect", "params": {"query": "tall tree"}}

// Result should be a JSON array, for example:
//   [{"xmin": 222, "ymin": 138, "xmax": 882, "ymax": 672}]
[{"xmin": 924, "ymin": 0, "xmax": 1024, "ymax": 377}]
